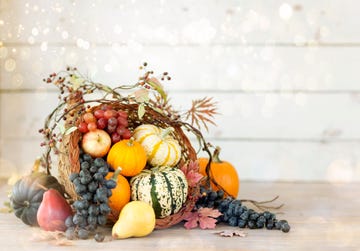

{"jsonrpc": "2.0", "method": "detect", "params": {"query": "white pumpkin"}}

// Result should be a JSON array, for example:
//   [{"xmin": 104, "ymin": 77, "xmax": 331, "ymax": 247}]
[{"xmin": 133, "ymin": 124, "xmax": 181, "ymax": 167}]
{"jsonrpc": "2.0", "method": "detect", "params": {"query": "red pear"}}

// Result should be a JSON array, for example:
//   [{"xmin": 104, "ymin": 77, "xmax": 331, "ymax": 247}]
[{"xmin": 37, "ymin": 188, "xmax": 73, "ymax": 231}]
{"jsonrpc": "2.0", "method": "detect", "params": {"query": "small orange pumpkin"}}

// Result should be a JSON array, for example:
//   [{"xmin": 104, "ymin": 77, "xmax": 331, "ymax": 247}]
[
  {"xmin": 107, "ymin": 138, "xmax": 147, "ymax": 177},
  {"xmin": 105, "ymin": 169, "xmax": 131, "ymax": 220},
  {"xmin": 198, "ymin": 147, "xmax": 239, "ymax": 198}
]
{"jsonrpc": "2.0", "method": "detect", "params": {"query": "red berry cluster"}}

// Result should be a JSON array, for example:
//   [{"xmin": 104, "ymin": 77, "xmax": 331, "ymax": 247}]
[{"xmin": 78, "ymin": 104, "xmax": 131, "ymax": 144}]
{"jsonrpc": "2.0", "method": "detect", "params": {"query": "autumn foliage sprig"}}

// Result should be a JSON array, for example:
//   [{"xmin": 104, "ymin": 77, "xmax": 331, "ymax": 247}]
[{"xmin": 38, "ymin": 63, "xmax": 218, "ymax": 172}]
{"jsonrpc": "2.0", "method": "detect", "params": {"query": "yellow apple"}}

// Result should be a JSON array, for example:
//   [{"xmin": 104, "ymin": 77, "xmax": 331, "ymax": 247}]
[{"xmin": 81, "ymin": 129, "xmax": 111, "ymax": 158}]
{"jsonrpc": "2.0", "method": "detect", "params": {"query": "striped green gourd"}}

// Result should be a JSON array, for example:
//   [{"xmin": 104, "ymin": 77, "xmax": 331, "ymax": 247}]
[{"xmin": 130, "ymin": 166, "xmax": 188, "ymax": 218}]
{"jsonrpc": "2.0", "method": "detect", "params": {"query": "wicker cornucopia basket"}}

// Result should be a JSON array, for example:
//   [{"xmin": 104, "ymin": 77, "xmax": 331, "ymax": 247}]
[
  {"xmin": 40, "ymin": 66, "xmax": 216, "ymax": 229},
  {"xmin": 14, "ymin": 65, "xmax": 291, "ymax": 239}
]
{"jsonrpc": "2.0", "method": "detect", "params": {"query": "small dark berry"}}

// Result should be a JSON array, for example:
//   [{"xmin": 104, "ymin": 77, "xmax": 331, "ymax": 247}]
[
  {"xmin": 65, "ymin": 227, "xmax": 76, "ymax": 240},
  {"xmin": 65, "ymin": 216, "xmax": 74, "ymax": 228},
  {"xmin": 238, "ymin": 219, "xmax": 247, "ymax": 228},
  {"xmin": 78, "ymin": 228, "xmax": 89, "ymax": 240},
  {"xmin": 249, "ymin": 212, "xmax": 259, "ymax": 221},
  {"xmin": 228, "ymin": 216, "xmax": 238, "ymax": 227},
  {"xmin": 281, "ymin": 223, "xmax": 291, "ymax": 233},
  {"xmin": 247, "ymin": 220, "xmax": 257, "ymax": 229},
  {"xmin": 94, "ymin": 232, "xmax": 105, "ymax": 242}
]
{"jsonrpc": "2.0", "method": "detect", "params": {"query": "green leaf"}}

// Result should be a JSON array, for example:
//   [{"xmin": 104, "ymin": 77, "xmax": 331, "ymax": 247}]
[
  {"xmin": 152, "ymin": 106, "xmax": 165, "ymax": 115},
  {"xmin": 146, "ymin": 77, "xmax": 168, "ymax": 102},
  {"xmin": 70, "ymin": 75, "xmax": 84, "ymax": 90},
  {"xmin": 101, "ymin": 85, "xmax": 114, "ymax": 93},
  {"xmin": 138, "ymin": 103, "xmax": 146, "ymax": 119},
  {"xmin": 58, "ymin": 124, "xmax": 65, "ymax": 135},
  {"xmin": 64, "ymin": 126, "xmax": 78, "ymax": 135}
]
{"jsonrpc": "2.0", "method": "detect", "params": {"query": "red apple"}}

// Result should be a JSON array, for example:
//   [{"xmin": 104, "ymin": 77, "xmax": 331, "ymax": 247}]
[{"xmin": 81, "ymin": 129, "xmax": 111, "ymax": 157}]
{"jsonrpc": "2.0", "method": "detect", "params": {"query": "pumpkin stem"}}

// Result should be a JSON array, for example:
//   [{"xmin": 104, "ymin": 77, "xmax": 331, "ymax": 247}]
[
  {"xmin": 127, "ymin": 137, "xmax": 135, "ymax": 146},
  {"xmin": 111, "ymin": 168, "xmax": 122, "ymax": 181},
  {"xmin": 212, "ymin": 146, "xmax": 222, "ymax": 163},
  {"xmin": 161, "ymin": 127, "xmax": 174, "ymax": 139}
]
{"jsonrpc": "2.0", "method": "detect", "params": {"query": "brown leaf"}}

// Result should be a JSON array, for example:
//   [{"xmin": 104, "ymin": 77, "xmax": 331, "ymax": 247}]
[
  {"xmin": 185, "ymin": 97, "xmax": 218, "ymax": 131},
  {"xmin": 180, "ymin": 161, "xmax": 203, "ymax": 187},
  {"xmin": 52, "ymin": 239, "xmax": 74, "ymax": 246},
  {"xmin": 184, "ymin": 207, "xmax": 222, "ymax": 230},
  {"xmin": 31, "ymin": 230, "xmax": 65, "ymax": 242},
  {"xmin": 198, "ymin": 207, "xmax": 222, "ymax": 218},
  {"xmin": 214, "ymin": 230, "xmax": 247, "ymax": 238},
  {"xmin": 31, "ymin": 230, "xmax": 75, "ymax": 246}
]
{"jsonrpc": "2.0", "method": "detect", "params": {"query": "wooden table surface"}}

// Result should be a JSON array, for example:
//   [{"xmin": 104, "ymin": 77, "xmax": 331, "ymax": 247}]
[{"xmin": 0, "ymin": 180, "xmax": 359, "ymax": 251}]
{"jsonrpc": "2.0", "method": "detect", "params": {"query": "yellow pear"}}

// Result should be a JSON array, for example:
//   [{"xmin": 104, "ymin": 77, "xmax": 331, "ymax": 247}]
[{"xmin": 112, "ymin": 201, "xmax": 156, "ymax": 239}]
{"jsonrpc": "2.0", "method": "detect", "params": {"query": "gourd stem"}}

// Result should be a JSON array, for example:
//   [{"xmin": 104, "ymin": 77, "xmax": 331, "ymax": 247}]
[
  {"xmin": 212, "ymin": 146, "xmax": 222, "ymax": 163},
  {"xmin": 36, "ymin": 183, "xmax": 49, "ymax": 191},
  {"xmin": 112, "ymin": 167, "xmax": 122, "ymax": 181},
  {"xmin": 127, "ymin": 137, "xmax": 135, "ymax": 146},
  {"xmin": 161, "ymin": 127, "xmax": 174, "ymax": 139},
  {"xmin": 207, "ymin": 146, "xmax": 234, "ymax": 198}
]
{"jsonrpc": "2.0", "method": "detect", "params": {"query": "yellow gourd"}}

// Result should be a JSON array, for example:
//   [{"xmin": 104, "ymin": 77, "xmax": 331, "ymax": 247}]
[
  {"xmin": 133, "ymin": 124, "xmax": 181, "ymax": 167},
  {"xmin": 112, "ymin": 201, "xmax": 156, "ymax": 239}
]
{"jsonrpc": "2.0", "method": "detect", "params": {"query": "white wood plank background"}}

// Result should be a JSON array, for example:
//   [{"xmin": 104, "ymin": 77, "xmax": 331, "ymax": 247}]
[{"xmin": 1, "ymin": 0, "xmax": 360, "ymax": 181}]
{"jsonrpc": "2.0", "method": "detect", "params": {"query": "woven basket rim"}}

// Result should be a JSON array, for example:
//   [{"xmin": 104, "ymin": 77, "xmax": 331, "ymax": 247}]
[{"xmin": 57, "ymin": 98, "xmax": 203, "ymax": 229}]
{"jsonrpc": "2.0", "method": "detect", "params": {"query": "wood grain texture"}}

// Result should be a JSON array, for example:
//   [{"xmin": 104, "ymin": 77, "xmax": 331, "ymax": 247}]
[
  {"xmin": 2, "ymin": 45, "xmax": 360, "ymax": 91},
  {"xmin": 1, "ymin": 92, "xmax": 360, "ymax": 140},
  {"xmin": 1, "ymin": 1, "xmax": 360, "ymax": 182},
  {"xmin": 1, "ymin": 0, "xmax": 360, "ymax": 44},
  {"xmin": 0, "ymin": 181, "xmax": 359, "ymax": 251}
]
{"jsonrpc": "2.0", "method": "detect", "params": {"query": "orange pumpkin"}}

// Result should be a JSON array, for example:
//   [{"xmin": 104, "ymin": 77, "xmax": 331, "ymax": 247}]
[
  {"xmin": 106, "ymin": 169, "xmax": 131, "ymax": 220},
  {"xmin": 107, "ymin": 138, "xmax": 147, "ymax": 177},
  {"xmin": 198, "ymin": 147, "xmax": 239, "ymax": 198}
]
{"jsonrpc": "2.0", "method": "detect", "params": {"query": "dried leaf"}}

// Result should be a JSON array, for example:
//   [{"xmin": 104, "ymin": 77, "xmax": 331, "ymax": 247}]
[
  {"xmin": 185, "ymin": 97, "xmax": 218, "ymax": 131},
  {"xmin": 31, "ymin": 230, "xmax": 66, "ymax": 242},
  {"xmin": 198, "ymin": 207, "xmax": 222, "ymax": 218},
  {"xmin": 52, "ymin": 239, "xmax": 74, "ymax": 246},
  {"xmin": 180, "ymin": 161, "xmax": 203, "ymax": 187},
  {"xmin": 199, "ymin": 215, "xmax": 218, "ymax": 229},
  {"xmin": 133, "ymin": 89, "xmax": 150, "ymax": 103},
  {"xmin": 30, "ymin": 230, "xmax": 74, "ymax": 246},
  {"xmin": 214, "ymin": 230, "xmax": 247, "ymax": 238},
  {"xmin": 184, "ymin": 207, "xmax": 222, "ymax": 230},
  {"xmin": 184, "ymin": 212, "xmax": 199, "ymax": 229}
]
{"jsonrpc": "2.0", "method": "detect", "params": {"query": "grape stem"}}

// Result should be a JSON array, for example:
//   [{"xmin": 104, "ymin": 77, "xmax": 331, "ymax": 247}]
[{"xmin": 240, "ymin": 195, "xmax": 284, "ymax": 212}]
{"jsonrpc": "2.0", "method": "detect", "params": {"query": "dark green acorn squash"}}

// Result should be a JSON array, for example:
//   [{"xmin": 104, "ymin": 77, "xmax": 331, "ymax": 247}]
[{"xmin": 10, "ymin": 172, "xmax": 65, "ymax": 226}]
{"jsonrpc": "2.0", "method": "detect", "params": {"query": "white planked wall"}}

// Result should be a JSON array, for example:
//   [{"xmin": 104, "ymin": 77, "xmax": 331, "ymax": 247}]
[{"xmin": 1, "ymin": 0, "xmax": 360, "ymax": 182}]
